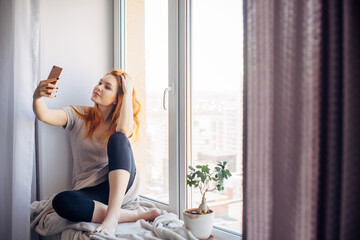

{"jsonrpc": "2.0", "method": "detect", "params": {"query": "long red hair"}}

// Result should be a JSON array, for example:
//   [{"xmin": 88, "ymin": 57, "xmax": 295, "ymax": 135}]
[{"xmin": 71, "ymin": 70, "xmax": 141, "ymax": 146}]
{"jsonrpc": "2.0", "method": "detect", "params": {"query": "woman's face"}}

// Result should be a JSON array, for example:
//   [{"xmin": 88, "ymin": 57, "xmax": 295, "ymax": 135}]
[{"xmin": 91, "ymin": 74, "xmax": 119, "ymax": 106}]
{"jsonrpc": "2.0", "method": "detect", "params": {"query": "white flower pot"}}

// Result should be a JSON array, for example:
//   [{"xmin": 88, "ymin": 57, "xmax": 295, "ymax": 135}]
[{"xmin": 183, "ymin": 208, "xmax": 214, "ymax": 239}]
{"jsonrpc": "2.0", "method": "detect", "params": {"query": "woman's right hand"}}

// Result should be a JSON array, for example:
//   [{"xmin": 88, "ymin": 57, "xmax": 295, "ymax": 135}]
[
  {"xmin": 32, "ymin": 77, "xmax": 67, "ymax": 126},
  {"xmin": 33, "ymin": 78, "xmax": 59, "ymax": 99}
]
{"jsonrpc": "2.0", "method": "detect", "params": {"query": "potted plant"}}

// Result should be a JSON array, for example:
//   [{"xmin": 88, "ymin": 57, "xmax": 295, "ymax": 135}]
[{"xmin": 183, "ymin": 161, "xmax": 232, "ymax": 239}]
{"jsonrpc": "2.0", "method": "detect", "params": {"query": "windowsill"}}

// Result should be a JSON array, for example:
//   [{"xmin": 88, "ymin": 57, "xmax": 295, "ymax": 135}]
[
  {"xmin": 139, "ymin": 195, "xmax": 242, "ymax": 240},
  {"xmin": 212, "ymin": 226, "xmax": 242, "ymax": 240}
]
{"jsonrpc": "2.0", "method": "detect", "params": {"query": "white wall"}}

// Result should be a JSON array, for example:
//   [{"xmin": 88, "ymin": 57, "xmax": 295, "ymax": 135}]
[{"xmin": 38, "ymin": 0, "xmax": 114, "ymax": 199}]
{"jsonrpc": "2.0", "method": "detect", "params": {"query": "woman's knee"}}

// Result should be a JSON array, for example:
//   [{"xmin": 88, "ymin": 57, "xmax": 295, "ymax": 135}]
[
  {"xmin": 108, "ymin": 132, "xmax": 129, "ymax": 147},
  {"xmin": 107, "ymin": 132, "xmax": 132, "ymax": 159},
  {"xmin": 52, "ymin": 191, "xmax": 94, "ymax": 222},
  {"xmin": 53, "ymin": 191, "xmax": 68, "ymax": 205},
  {"xmin": 52, "ymin": 191, "xmax": 74, "ymax": 212},
  {"xmin": 107, "ymin": 132, "xmax": 134, "ymax": 173}
]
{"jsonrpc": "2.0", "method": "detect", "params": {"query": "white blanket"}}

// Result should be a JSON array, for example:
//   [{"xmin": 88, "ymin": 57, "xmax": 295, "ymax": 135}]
[
  {"xmin": 30, "ymin": 194, "xmax": 197, "ymax": 240},
  {"xmin": 31, "ymin": 165, "xmax": 197, "ymax": 239}
]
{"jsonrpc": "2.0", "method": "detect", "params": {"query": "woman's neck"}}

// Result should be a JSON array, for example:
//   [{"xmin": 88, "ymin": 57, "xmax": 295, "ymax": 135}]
[{"xmin": 97, "ymin": 104, "xmax": 114, "ymax": 124}]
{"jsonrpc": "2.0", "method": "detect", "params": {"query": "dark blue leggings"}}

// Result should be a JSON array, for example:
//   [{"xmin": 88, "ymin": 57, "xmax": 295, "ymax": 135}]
[{"xmin": 52, "ymin": 132, "xmax": 136, "ymax": 222}]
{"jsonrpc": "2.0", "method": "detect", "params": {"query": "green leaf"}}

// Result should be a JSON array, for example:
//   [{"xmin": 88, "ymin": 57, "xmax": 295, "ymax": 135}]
[
  {"xmin": 196, "ymin": 165, "xmax": 202, "ymax": 169},
  {"xmin": 217, "ymin": 182, "xmax": 224, "ymax": 191},
  {"xmin": 200, "ymin": 174, "xmax": 206, "ymax": 183},
  {"xmin": 201, "ymin": 165, "xmax": 210, "ymax": 173},
  {"xmin": 189, "ymin": 166, "xmax": 195, "ymax": 171},
  {"xmin": 196, "ymin": 172, "xmax": 203, "ymax": 181}
]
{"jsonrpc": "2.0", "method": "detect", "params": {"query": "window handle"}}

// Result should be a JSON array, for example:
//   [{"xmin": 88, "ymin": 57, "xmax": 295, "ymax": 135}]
[{"xmin": 163, "ymin": 83, "xmax": 174, "ymax": 110}]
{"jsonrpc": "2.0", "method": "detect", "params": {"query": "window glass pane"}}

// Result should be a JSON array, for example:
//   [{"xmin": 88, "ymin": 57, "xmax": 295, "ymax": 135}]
[
  {"xmin": 126, "ymin": 0, "xmax": 169, "ymax": 203},
  {"xmin": 190, "ymin": 0, "xmax": 243, "ymax": 233}
]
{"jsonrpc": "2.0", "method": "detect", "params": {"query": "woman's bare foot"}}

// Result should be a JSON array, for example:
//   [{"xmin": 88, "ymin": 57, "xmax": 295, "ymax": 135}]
[
  {"xmin": 93, "ymin": 216, "xmax": 118, "ymax": 235},
  {"xmin": 92, "ymin": 209, "xmax": 161, "ymax": 234},
  {"xmin": 139, "ymin": 209, "xmax": 161, "ymax": 221}
]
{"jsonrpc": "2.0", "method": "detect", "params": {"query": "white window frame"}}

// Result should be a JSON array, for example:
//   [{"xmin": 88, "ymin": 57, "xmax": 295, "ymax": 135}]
[
  {"xmin": 113, "ymin": 0, "xmax": 180, "ymax": 215},
  {"xmin": 114, "ymin": 0, "xmax": 242, "ymax": 239},
  {"xmin": 114, "ymin": 0, "xmax": 125, "ymax": 70}
]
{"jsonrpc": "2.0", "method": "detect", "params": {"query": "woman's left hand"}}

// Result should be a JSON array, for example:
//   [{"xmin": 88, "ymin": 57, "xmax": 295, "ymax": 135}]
[{"xmin": 121, "ymin": 74, "xmax": 133, "ymax": 95}]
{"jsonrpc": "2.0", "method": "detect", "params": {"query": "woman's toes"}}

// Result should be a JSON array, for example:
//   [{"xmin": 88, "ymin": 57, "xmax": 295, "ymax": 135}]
[
  {"xmin": 152, "ymin": 209, "xmax": 161, "ymax": 218},
  {"xmin": 142, "ymin": 209, "xmax": 161, "ymax": 221}
]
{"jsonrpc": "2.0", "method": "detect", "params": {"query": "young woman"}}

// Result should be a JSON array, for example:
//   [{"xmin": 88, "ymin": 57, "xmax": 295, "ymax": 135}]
[{"xmin": 32, "ymin": 70, "xmax": 160, "ymax": 235}]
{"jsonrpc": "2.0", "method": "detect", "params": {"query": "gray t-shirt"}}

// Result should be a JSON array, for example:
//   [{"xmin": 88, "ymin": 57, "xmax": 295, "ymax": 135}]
[{"xmin": 62, "ymin": 106, "xmax": 109, "ymax": 190}]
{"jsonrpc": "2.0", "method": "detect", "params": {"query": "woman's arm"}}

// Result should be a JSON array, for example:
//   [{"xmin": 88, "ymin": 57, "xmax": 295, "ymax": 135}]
[
  {"xmin": 33, "ymin": 78, "xmax": 67, "ymax": 126},
  {"xmin": 116, "ymin": 75, "xmax": 134, "ymax": 137}
]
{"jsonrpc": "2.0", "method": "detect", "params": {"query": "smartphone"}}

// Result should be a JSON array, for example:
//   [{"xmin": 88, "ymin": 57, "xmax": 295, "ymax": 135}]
[{"xmin": 47, "ymin": 65, "xmax": 63, "ymax": 83}]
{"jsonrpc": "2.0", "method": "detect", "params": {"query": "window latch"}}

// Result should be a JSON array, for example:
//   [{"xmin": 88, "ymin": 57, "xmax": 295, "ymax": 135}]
[{"xmin": 163, "ymin": 82, "xmax": 174, "ymax": 110}]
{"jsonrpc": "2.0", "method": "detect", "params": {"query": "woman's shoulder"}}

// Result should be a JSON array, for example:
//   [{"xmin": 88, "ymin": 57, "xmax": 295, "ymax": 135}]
[
  {"xmin": 69, "ymin": 105, "xmax": 92, "ymax": 114},
  {"xmin": 81, "ymin": 106, "xmax": 92, "ymax": 110}
]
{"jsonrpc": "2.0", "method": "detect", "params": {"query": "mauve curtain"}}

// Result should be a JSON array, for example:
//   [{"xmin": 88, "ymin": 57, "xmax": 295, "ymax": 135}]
[
  {"xmin": 0, "ymin": 0, "xmax": 40, "ymax": 239},
  {"xmin": 243, "ymin": 0, "xmax": 360, "ymax": 240}
]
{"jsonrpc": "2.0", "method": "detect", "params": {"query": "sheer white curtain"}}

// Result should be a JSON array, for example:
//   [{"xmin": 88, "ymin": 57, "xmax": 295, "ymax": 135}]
[{"xmin": 0, "ymin": 0, "xmax": 39, "ymax": 239}]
